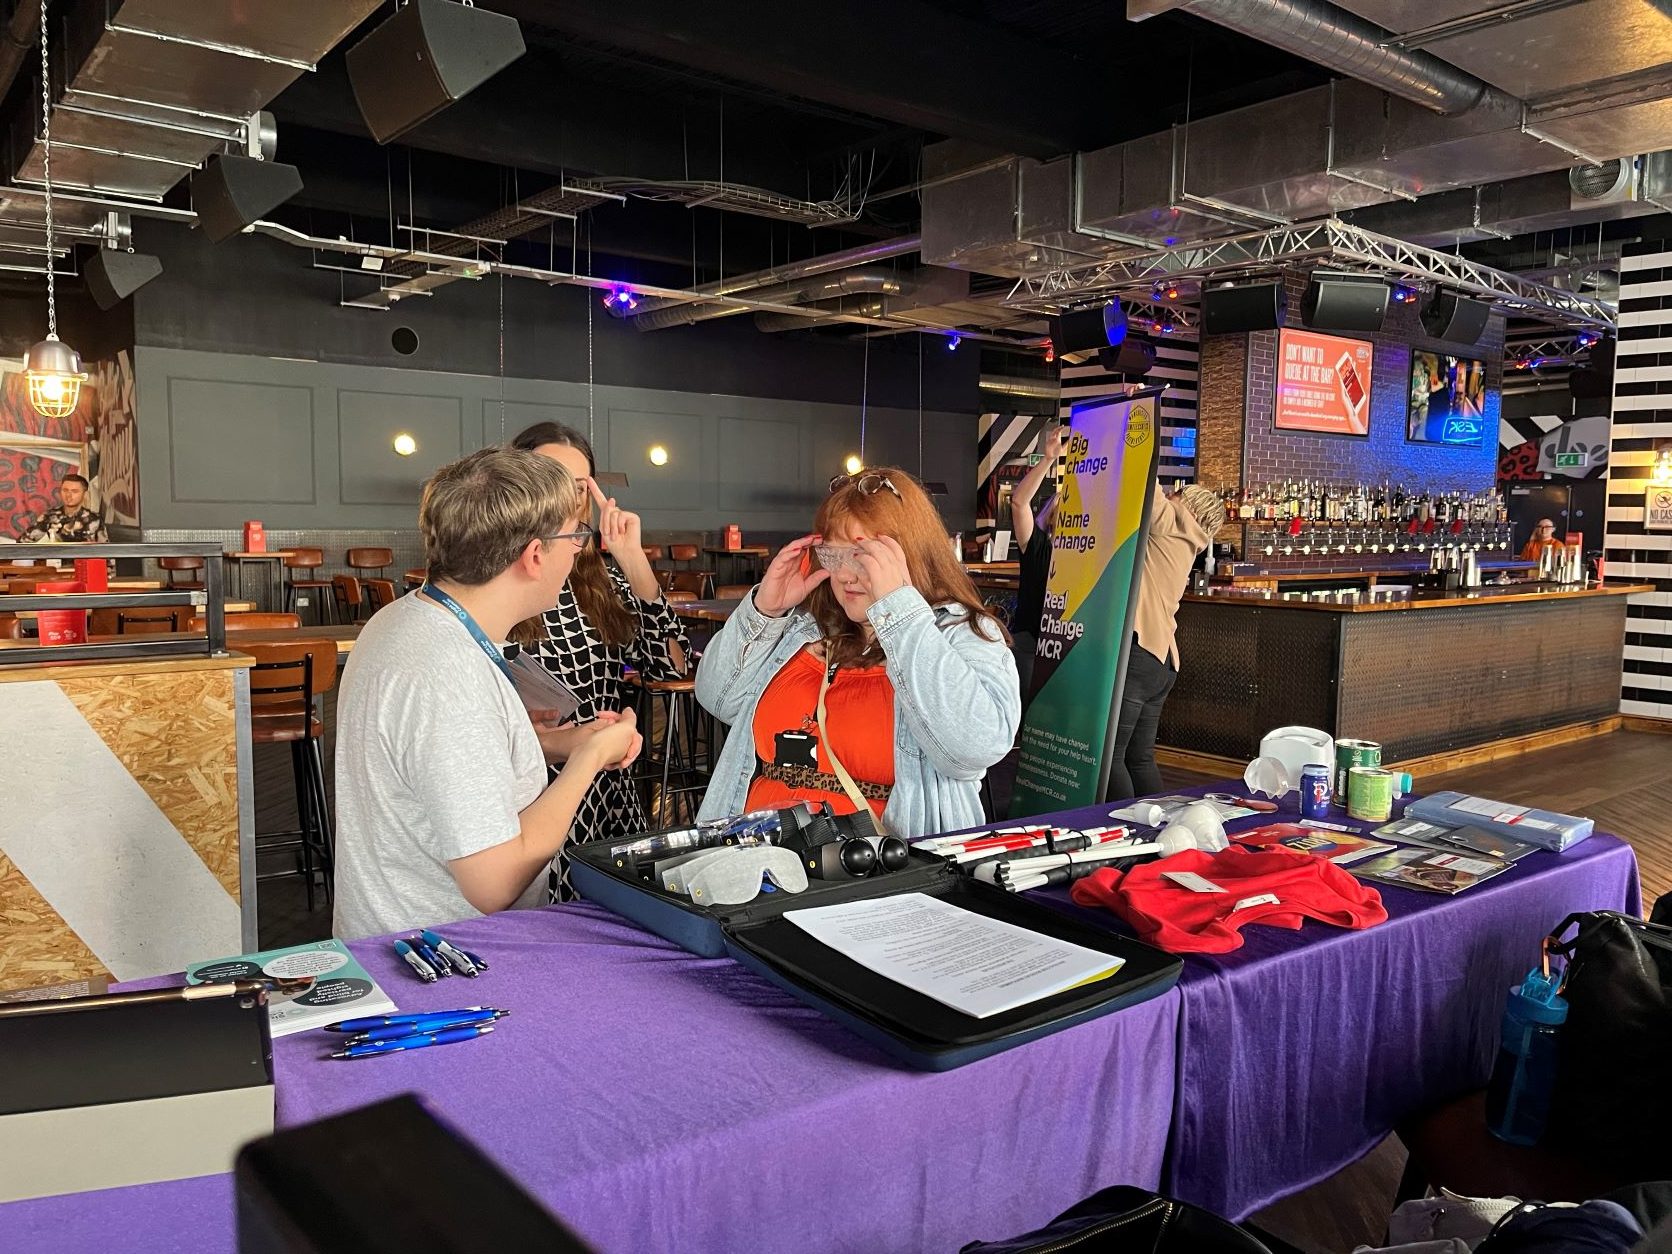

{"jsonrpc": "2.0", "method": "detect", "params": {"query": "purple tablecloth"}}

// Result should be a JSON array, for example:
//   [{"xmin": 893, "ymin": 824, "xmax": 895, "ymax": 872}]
[
  {"xmin": 972, "ymin": 790, "xmax": 1642, "ymax": 1220},
  {"xmin": 0, "ymin": 903, "xmax": 1180, "ymax": 1254}
]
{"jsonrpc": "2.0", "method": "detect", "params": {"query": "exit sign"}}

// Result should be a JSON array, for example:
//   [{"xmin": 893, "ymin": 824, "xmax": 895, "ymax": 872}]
[{"xmin": 1555, "ymin": 451, "xmax": 1586, "ymax": 467}]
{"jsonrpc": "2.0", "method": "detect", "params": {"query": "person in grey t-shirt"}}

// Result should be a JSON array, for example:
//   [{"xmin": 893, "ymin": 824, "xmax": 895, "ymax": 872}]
[{"xmin": 333, "ymin": 447, "xmax": 642, "ymax": 941}]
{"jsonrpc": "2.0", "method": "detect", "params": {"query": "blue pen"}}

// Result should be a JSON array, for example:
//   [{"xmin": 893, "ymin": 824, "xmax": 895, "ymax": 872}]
[
  {"xmin": 414, "ymin": 938, "xmax": 453, "ymax": 977},
  {"xmin": 324, "ymin": 1007, "xmax": 495, "ymax": 1033},
  {"xmin": 344, "ymin": 1010, "xmax": 507, "ymax": 1044},
  {"xmin": 462, "ymin": 948, "xmax": 489, "ymax": 972},
  {"xmin": 329, "ymin": 1024, "xmax": 495, "ymax": 1060},
  {"xmin": 420, "ymin": 930, "xmax": 478, "ymax": 977},
  {"xmin": 393, "ymin": 939, "xmax": 438, "ymax": 983}
]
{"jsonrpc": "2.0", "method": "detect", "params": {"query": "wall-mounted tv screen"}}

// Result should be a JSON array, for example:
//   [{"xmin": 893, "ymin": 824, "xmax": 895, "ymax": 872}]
[
  {"xmin": 1408, "ymin": 351, "xmax": 1487, "ymax": 446},
  {"xmin": 1275, "ymin": 328, "xmax": 1373, "ymax": 437}
]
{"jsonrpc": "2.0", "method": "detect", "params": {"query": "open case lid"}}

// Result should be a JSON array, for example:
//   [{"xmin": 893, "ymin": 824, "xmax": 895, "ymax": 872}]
[{"xmin": 0, "ymin": 986, "xmax": 274, "ymax": 1116}]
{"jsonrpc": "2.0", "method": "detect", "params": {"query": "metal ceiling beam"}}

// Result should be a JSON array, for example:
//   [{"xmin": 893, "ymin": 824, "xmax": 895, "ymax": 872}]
[
  {"xmin": 483, "ymin": 0, "xmax": 1111, "ymax": 156},
  {"xmin": 1005, "ymin": 219, "xmax": 1616, "ymax": 330}
]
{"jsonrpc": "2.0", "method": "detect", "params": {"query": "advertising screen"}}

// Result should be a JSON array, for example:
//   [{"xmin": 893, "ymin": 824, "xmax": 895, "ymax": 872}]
[
  {"xmin": 1275, "ymin": 328, "xmax": 1373, "ymax": 436},
  {"xmin": 1408, "ymin": 351, "xmax": 1488, "ymax": 446}
]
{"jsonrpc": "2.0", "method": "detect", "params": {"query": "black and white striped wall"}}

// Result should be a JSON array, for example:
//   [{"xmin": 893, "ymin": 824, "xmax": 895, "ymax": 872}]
[{"xmin": 1605, "ymin": 243, "xmax": 1672, "ymax": 723}]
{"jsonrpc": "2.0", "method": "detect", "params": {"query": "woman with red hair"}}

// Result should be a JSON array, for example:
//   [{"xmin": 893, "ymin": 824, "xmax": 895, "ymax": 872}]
[{"xmin": 695, "ymin": 468, "xmax": 1020, "ymax": 836}]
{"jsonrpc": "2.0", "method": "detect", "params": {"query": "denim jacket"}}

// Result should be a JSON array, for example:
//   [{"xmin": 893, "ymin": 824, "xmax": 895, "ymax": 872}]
[{"xmin": 694, "ymin": 585, "xmax": 1021, "ymax": 837}]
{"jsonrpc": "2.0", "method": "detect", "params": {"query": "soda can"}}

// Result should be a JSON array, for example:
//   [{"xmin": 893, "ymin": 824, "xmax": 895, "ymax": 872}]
[
  {"xmin": 1334, "ymin": 738, "xmax": 1382, "ymax": 799},
  {"xmin": 1348, "ymin": 767, "xmax": 1395, "ymax": 822},
  {"xmin": 1300, "ymin": 764, "xmax": 1333, "ymax": 819}
]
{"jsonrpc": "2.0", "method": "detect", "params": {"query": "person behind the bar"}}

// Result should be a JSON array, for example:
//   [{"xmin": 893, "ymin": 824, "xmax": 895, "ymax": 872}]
[{"xmin": 1521, "ymin": 517, "xmax": 1562, "ymax": 561}]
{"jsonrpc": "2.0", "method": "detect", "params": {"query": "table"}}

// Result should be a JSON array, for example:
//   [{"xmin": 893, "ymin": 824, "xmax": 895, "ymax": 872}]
[
  {"xmin": 671, "ymin": 596, "xmax": 741, "ymax": 624},
  {"xmin": 0, "ymin": 906, "xmax": 1181, "ymax": 1254},
  {"xmin": 226, "ymin": 624, "xmax": 361, "ymax": 657},
  {"xmin": 222, "ymin": 551, "xmax": 294, "ymax": 612},
  {"xmin": 704, "ymin": 545, "xmax": 769, "ymax": 586},
  {"xmin": 946, "ymin": 789, "xmax": 1641, "ymax": 1221}
]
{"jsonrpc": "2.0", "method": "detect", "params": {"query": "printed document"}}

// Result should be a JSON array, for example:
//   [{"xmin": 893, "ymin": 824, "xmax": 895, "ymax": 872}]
[{"xmin": 785, "ymin": 892, "xmax": 1124, "ymax": 1019}]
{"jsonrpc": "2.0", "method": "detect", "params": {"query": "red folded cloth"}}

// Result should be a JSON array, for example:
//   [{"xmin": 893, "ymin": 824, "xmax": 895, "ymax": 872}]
[{"xmin": 1070, "ymin": 846, "xmax": 1387, "ymax": 954}]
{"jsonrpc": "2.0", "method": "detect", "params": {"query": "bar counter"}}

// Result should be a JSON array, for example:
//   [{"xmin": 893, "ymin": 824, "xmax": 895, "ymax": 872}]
[
  {"xmin": 1159, "ymin": 582, "xmax": 1653, "ymax": 769},
  {"xmin": 0, "ymin": 650, "xmax": 255, "ymax": 993}
]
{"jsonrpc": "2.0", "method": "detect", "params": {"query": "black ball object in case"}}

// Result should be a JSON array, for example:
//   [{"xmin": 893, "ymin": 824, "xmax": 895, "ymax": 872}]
[{"xmin": 779, "ymin": 809, "xmax": 908, "ymax": 880}]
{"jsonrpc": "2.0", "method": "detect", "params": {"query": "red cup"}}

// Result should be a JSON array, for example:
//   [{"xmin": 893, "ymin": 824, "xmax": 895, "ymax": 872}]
[{"xmin": 35, "ymin": 579, "xmax": 87, "ymax": 645}]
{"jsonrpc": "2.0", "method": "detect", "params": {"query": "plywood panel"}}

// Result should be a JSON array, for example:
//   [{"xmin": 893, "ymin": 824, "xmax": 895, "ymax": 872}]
[
  {"xmin": 57, "ymin": 669, "xmax": 243, "ymax": 898},
  {"xmin": 0, "ymin": 850, "xmax": 111, "ymax": 991}
]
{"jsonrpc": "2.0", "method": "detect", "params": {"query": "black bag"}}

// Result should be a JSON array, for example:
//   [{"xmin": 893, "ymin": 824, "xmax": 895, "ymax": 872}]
[
  {"xmin": 1545, "ymin": 910, "xmax": 1672, "ymax": 1179},
  {"xmin": 958, "ymin": 1185, "xmax": 1279, "ymax": 1253}
]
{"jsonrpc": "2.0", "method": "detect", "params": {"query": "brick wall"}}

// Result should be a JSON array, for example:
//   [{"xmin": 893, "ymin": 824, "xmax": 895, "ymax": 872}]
[
  {"xmin": 1212, "ymin": 272, "xmax": 1504, "ymax": 494},
  {"xmin": 1197, "ymin": 332, "xmax": 1246, "ymax": 494}
]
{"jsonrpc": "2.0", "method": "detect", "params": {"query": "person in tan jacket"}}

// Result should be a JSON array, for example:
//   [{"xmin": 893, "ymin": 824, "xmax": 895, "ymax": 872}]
[{"xmin": 1109, "ymin": 483, "xmax": 1224, "ymax": 799}]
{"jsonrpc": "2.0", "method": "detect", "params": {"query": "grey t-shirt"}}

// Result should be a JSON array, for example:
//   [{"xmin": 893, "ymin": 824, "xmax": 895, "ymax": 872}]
[{"xmin": 333, "ymin": 592, "xmax": 548, "ymax": 940}]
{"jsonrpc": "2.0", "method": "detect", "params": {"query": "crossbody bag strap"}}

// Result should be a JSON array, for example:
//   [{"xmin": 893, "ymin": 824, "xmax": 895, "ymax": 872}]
[{"xmin": 815, "ymin": 659, "xmax": 884, "ymax": 837}]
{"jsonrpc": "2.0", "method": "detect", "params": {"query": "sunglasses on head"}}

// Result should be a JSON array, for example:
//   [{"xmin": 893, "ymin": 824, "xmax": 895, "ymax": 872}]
[{"xmin": 828, "ymin": 472, "xmax": 902, "ymax": 499}]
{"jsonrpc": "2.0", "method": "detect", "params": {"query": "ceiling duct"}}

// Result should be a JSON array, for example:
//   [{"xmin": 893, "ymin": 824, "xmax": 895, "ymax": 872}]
[
  {"xmin": 1129, "ymin": 0, "xmax": 1507, "ymax": 116},
  {"xmin": 627, "ymin": 269, "xmax": 907, "ymax": 332},
  {"xmin": 1, "ymin": 0, "xmax": 380, "ymax": 252},
  {"xmin": 751, "ymin": 265, "xmax": 974, "ymax": 332}
]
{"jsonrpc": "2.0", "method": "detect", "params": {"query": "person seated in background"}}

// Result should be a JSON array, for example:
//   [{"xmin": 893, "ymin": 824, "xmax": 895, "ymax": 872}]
[
  {"xmin": 1008, "ymin": 425, "xmax": 1066, "ymax": 707},
  {"xmin": 695, "ymin": 466, "xmax": 1019, "ymax": 836},
  {"xmin": 1521, "ymin": 517, "xmax": 1561, "ymax": 561},
  {"xmin": 332, "ymin": 447, "xmax": 641, "ymax": 940},
  {"xmin": 1108, "ymin": 482, "xmax": 1226, "ymax": 801},
  {"xmin": 16, "ymin": 473, "xmax": 106, "ymax": 542}
]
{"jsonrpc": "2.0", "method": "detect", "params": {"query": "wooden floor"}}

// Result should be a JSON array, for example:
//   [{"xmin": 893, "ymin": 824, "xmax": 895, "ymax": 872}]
[{"xmin": 251, "ymin": 725, "xmax": 1668, "ymax": 1252}]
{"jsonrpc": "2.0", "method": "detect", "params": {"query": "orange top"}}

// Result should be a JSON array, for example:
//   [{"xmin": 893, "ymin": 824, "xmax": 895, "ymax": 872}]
[
  {"xmin": 1520, "ymin": 537, "xmax": 1562, "ymax": 562},
  {"xmin": 746, "ymin": 646, "xmax": 894, "ymax": 817}
]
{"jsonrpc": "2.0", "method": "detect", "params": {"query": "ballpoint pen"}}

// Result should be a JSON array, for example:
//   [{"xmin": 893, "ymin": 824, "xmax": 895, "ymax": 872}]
[
  {"xmin": 393, "ymin": 939, "xmax": 437, "ymax": 983},
  {"xmin": 413, "ymin": 937, "xmax": 453, "ymax": 976},
  {"xmin": 344, "ymin": 1012, "xmax": 508, "ymax": 1044},
  {"xmin": 324, "ymin": 1007, "xmax": 496, "ymax": 1033},
  {"xmin": 329, "ymin": 1024, "xmax": 495, "ymax": 1060},
  {"xmin": 420, "ymin": 929, "xmax": 479, "ymax": 977}
]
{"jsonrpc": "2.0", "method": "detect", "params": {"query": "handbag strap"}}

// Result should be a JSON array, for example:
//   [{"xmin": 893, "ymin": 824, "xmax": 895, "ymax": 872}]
[{"xmin": 815, "ymin": 656, "xmax": 884, "ymax": 837}]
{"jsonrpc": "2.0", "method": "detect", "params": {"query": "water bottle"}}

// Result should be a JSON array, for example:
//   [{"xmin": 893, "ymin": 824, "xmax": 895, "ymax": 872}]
[{"xmin": 1484, "ymin": 968, "xmax": 1568, "ymax": 1146}]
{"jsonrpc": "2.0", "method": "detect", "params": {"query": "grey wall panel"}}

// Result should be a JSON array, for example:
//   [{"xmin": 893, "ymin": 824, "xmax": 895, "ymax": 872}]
[
  {"xmin": 136, "ymin": 346, "xmax": 977, "ymax": 533},
  {"xmin": 166, "ymin": 378, "xmax": 314, "ymax": 505},
  {"xmin": 339, "ymin": 391, "xmax": 464, "ymax": 504}
]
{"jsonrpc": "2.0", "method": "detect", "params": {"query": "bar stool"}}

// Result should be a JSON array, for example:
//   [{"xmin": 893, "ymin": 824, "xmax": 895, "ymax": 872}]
[
  {"xmin": 346, "ymin": 547, "xmax": 393, "ymax": 581},
  {"xmin": 158, "ymin": 556, "xmax": 205, "ymax": 590},
  {"xmin": 90, "ymin": 606, "xmax": 191, "ymax": 635},
  {"xmin": 628, "ymin": 672, "xmax": 712, "ymax": 826},
  {"xmin": 668, "ymin": 571, "xmax": 712, "ymax": 599},
  {"xmin": 243, "ymin": 641, "xmax": 338, "ymax": 913},
  {"xmin": 283, "ymin": 548, "xmax": 335, "ymax": 625},
  {"xmin": 331, "ymin": 574, "xmax": 364, "ymax": 622},
  {"xmin": 364, "ymin": 578, "xmax": 397, "ymax": 613}
]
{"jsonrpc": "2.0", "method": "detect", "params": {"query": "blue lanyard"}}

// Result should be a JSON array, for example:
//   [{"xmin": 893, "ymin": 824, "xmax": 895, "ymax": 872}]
[{"xmin": 420, "ymin": 583, "xmax": 516, "ymax": 683}]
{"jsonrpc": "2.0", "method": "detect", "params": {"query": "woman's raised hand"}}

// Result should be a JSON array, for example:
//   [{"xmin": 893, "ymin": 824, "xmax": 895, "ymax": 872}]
[{"xmin": 753, "ymin": 534, "xmax": 830, "ymax": 618}]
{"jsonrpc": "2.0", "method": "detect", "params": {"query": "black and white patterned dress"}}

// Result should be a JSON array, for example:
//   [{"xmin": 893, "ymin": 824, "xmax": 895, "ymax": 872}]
[{"xmin": 532, "ymin": 561, "xmax": 691, "ymax": 898}]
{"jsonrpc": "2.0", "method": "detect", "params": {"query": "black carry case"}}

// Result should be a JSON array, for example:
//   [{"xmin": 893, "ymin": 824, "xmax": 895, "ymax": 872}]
[{"xmin": 567, "ymin": 815, "xmax": 1182, "ymax": 1071}]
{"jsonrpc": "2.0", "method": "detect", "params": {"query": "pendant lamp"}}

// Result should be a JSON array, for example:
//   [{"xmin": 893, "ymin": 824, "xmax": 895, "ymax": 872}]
[{"xmin": 25, "ymin": 0, "xmax": 85, "ymax": 419}]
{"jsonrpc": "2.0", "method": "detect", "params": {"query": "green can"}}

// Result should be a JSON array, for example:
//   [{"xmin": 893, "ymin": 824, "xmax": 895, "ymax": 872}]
[
  {"xmin": 1335, "ymin": 738, "xmax": 1382, "ymax": 798},
  {"xmin": 1347, "ymin": 766, "xmax": 1395, "ymax": 822}
]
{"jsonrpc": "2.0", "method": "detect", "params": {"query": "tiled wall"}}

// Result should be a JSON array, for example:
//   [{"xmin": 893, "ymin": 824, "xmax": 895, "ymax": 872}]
[
  {"xmin": 1605, "ymin": 242, "xmax": 1672, "ymax": 722},
  {"xmin": 1199, "ymin": 272, "xmax": 1503, "ymax": 495}
]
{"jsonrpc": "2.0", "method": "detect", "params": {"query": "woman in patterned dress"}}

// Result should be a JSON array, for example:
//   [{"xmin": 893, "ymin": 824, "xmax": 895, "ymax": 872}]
[{"xmin": 512, "ymin": 423, "xmax": 691, "ymax": 897}]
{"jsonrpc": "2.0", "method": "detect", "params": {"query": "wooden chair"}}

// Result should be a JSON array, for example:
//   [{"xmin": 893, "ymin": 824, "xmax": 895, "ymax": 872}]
[
  {"xmin": 282, "ymin": 548, "xmax": 334, "ymax": 625},
  {"xmin": 158, "ymin": 556, "xmax": 205, "ymax": 591},
  {"xmin": 243, "ymin": 641, "xmax": 339, "ymax": 913},
  {"xmin": 90, "ymin": 606, "xmax": 191, "ymax": 635},
  {"xmin": 668, "ymin": 542, "xmax": 701, "ymax": 567},
  {"xmin": 663, "ymin": 589, "xmax": 697, "ymax": 604},
  {"xmin": 0, "ymin": 613, "xmax": 23, "ymax": 639},
  {"xmin": 331, "ymin": 574, "xmax": 364, "ymax": 622},
  {"xmin": 189, "ymin": 612, "xmax": 302, "ymax": 633},
  {"xmin": 668, "ymin": 571, "xmax": 712, "ymax": 599},
  {"xmin": 346, "ymin": 547, "xmax": 393, "ymax": 580},
  {"xmin": 363, "ymin": 578, "xmax": 398, "ymax": 613},
  {"xmin": 715, "ymin": 584, "xmax": 752, "ymax": 600},
  {"xmin": 641, "ymin": 545, "xmax": 666, "ymax": 563}
]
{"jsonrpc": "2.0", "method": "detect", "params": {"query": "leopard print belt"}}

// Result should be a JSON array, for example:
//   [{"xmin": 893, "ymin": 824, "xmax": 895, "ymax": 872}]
[{"xmin": 755, "ymin": 760, "xmax": 892, "ymax": 801}]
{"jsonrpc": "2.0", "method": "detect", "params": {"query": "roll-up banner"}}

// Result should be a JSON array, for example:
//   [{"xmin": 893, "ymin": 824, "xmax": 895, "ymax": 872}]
[{"xmin": 1010, "ymin": 386, "xmax": 1163, "ymax": 816}]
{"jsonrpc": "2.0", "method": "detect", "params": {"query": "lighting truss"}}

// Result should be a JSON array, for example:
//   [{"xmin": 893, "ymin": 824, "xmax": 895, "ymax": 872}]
[
  {"xmin": 1504, "ymin": 334, "xmax": 1595, "ymax": 370},
  {"xmin": 1006, "ymin": 218, "xmax": 1616, "ymax": 331}
]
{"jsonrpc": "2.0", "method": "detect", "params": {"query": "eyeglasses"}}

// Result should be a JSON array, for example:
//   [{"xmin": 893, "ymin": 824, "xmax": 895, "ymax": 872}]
[
  {"xmin": 542, "ymin": 522, "xmax": 597, "ymax": 550},
  {"xmin": 812, "ymin": 544, "xmax": 863, "ymax": 572},
  {"xmin": 828, "ymin": 472, "xmax": 902, "ymax": 499}
]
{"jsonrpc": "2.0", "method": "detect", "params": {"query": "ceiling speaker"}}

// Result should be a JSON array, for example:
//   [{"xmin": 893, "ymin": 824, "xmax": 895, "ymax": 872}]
[
  {"xmin": 1097, "ymin": 339, "xmax": 1156, "ymax": 379},
  {"xmin": 1302, "ymin": 272, "xmax": 1389, "ymax": 332},
  {"xmin": 1201, "ymin": 282, "xmax": 1286, "ymax": 334},
  {"xmin": 1421, "ymin": 292, "xmax": 1491, "ymax": 345},
  {"xmin": 347, "ymin": 0, "xmax": 527, "ymax": 145},
  {"xmin": 192, "ymin": 155, "xmax": 303, "ymax": 243},
  {"xmin": 84, "ymin": 248, "xmax": 161, "ymax": 309}
]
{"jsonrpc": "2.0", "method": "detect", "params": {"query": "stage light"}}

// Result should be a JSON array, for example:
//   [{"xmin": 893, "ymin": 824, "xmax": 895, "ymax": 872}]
[
  {"xmin": 1163, "ymin": 237, "xmax": 1179, "ymax": 246},
  {"xmin": 603, "ymin": 285, "xmax": 638, "ymax": 311},
  {"xmin": 1391, "ymin": 284, "xmax": 1419, "ymax": 304},
  {"xmin": 1154, "ymin": 279, "xmax": 1181, "ymax": 302},
  {"xmin": 1575, "ymin": 330, "xmax": 1601, "ymax": 350},
  {"xmin": 1042, "ymin": 338, "xmax": 1055, "ymax": 363},
  {"xmin": 946, "ymin": 333, "xmax": 962, "ymax": 351}
]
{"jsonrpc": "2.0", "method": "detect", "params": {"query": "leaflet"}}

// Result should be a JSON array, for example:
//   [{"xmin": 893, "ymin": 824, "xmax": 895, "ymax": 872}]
[
  {"xmin": 784, "ymin": 893, "xmax": 1124, "ymax": 1020},
  {"xmin": 187, "ymin": 939, "xmax": 397, "ymax": 1037},
  {"xmin": 1352, "ymin": 847, "xmax": 1512, "ymax": 896}
]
